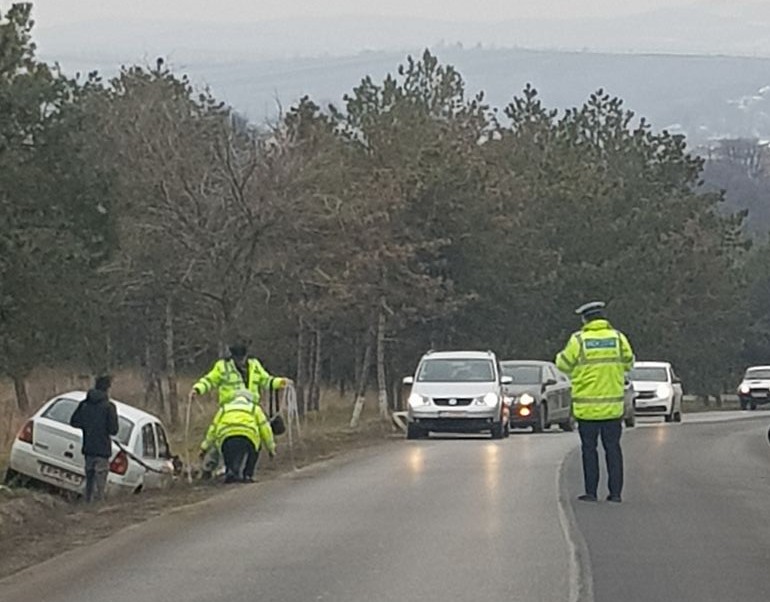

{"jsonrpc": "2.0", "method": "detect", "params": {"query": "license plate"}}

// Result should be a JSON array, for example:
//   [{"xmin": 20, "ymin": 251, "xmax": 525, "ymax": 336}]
[
  {"xmin": 438, "ymin": 411, "xmax": 467, "ymax": 418},
  {"xmin": 39, "ymin": 462, "xmax": 83, "ymax": 486}
]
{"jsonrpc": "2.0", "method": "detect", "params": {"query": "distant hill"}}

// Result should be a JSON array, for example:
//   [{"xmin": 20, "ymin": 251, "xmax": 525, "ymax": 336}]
[{"xmin": 42, "ymin": 45, "xmax": 770, "ymax": 146}]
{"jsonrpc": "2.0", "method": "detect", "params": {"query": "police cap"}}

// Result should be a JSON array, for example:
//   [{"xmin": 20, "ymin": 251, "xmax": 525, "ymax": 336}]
[{"xmin": 574, "ymin": 301, "xmax": 606, "ymax": 319}]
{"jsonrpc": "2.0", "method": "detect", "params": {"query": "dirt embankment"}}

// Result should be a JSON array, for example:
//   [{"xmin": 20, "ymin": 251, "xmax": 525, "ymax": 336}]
[{"xmin": 0, "ymin": 421, "xmax": 395, "ymax": 580}]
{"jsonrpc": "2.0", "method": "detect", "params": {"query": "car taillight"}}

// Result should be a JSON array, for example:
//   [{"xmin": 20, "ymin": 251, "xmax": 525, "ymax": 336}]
[
  {"xmin": 109, "ymin": 451, "xmax": 129, "ymax": 475},
  {"xmin": 17, "ymin": 420, "xmax": 34, "ymax": 444}
]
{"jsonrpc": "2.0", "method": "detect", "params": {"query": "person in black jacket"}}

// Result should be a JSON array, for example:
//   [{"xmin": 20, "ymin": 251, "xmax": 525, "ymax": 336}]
[{"xmin": 70, "ymin": 375, "xmax": 119, "ymax": 502}]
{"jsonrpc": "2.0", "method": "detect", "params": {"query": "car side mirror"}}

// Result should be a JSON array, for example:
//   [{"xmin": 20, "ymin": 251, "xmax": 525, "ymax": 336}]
[
  {"xmin": 545, "ymin": 378, "xmax": 557, "ymax": 387},
  {"xmin": 402, "ymin": 376, "xmax": 414, "ymax": 386},
  {"xmin": 500, "ymin": 376, "xmax": 513, "ymax": 385}
]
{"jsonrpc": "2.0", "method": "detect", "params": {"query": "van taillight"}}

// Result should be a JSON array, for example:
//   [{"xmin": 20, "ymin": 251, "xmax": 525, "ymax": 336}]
[
  {"xmin": 18, "ymin": 420, "xmax": 34, "ymax": 444},
  {"xmin": 109, "ymin": 451, "xmax": 129, "ymax": 475}
]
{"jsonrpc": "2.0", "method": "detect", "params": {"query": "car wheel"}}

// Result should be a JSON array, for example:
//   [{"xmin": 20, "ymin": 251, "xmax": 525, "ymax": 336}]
[
  {"xmin": 532, "ymin": 404, "xmax": 547, "ymax": 433},
  {"xmin": 560, "ymin": 414, "xmax": 576, "ymax": 432},
  {"xmin": 491, "ymin": 422, "xmax": 505, "ymax": 439},
  {"xmin": 407, "ymin": 424, "xmax": 424, "ymax": 440},
  {"xmin": 3, "ymin": 468, "xmax": 20, "ymax": 486}
]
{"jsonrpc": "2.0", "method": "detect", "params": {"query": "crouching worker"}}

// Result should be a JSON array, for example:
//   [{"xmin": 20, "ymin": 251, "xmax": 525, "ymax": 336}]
[{"xmin": 199, "ymin": 389, "xmax": 276, "ymax": 483}]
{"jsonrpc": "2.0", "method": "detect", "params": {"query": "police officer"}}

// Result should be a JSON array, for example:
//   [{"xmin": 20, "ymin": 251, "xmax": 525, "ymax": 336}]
[
  {"xmin": 199, "ymin": 389, "xmax": 276, "ymax": 483},
  {"xmin": 556, "ymin": 301, "xmax": 634, "ymax": 503},
  {"xmin": 190, "ymin": 340, "xmax": 291, "ymax": 407},
  {"xmin": 191, "ymin": 340, "xmax": 290, "ymax": 477}
]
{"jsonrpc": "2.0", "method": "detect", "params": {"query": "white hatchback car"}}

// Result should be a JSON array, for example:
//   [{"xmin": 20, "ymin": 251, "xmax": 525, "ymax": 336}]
[
  {"xmin": 629, "ymin": 361, "xmax": 684, "ymax": 422},
  {"xmin": 5, "ymin": 391, "xmax": 174, "ymax": 496}
]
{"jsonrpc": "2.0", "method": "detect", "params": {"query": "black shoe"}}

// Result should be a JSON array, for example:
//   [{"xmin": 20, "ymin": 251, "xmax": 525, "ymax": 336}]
[
  {"xmin": 606, "ymin": 495, "xmax": 622, "ymax": 503},
  {"xmin": 224, "ymin": 473, "xmax": 239, "ymax": 484},
  {"xmin": 242, "ymin": 477, "xmax": 254, "ymax": 483},
  {"xmin": 578, "ymin": 494, "xmax": 598, "ymax": 502}
]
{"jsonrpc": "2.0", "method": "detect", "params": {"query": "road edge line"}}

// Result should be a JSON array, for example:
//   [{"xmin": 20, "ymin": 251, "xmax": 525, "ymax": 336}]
[{"xmin": 557, "ymin": 446, "xmax": 595, "ymax": 602}]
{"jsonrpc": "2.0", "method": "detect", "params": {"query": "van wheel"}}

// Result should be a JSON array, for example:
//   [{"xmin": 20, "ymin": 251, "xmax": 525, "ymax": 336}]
[{"xmin": 407, "ymin": 424, "xmax": 424, "ymax": 440}]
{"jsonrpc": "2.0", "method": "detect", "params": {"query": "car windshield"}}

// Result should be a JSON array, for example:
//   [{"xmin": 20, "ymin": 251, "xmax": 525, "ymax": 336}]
[
  {"xmin": 630, "ymin": 367, "xmax": 668, "ymax": 382},
  {"xmin": 42, "ymin": 397, "xmax": 134, "ymax": 445},
  {"xmin": 417, "ymin": 358, "xmax": 495, "ymax": 382},
  {"xmin": 745, "ymin": 369, "xmax": 770, "ymax": 380},
  {"xmin": 501, "ymin": 364, "xmax": 542, "ymax": 384}
]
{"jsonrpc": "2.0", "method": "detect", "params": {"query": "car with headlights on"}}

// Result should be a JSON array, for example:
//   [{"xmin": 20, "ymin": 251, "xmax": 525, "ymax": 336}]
[
  {"xmin": 737, "ymin": 365, "xmax": 770, "ymax": 410},
  {"xmin": 501, "ymin": 360, "xmax": 574, "ymax": 433},
  {"xmin": 403, "ymin": 350, "xmax": 511, "ymax": 439},
  {"xmin": 629, "ymin": 361, "xmax": 683, "ymax": 422},
  {"xmin": 4, "ymin": 391, "xmax": 175, "ymax": 496}
]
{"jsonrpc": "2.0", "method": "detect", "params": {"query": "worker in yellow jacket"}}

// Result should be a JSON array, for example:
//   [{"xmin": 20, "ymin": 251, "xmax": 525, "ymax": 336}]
[
  {"xmin": 556, "ymin": 301, "xmax": 634, "ymax": 503},
  {"xmin": 200, "ymin": 389, "xmax": 276, "ymax": 483},
  {"xmin": 191, "ymin": 341, "xmax": 290, "ymax": 407}
]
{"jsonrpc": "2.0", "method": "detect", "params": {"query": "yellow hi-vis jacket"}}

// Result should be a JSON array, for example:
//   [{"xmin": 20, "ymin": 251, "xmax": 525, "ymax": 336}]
[
  {"xmin": 200, "ymin": 393, "xmax": 276, "ymax": 454},
  {"xmin": 193, "ymin": 357, "xmax": 286, "ymax": 406},
  {"xmin": 555, "ymin": 318, "xmax": 634, "ymax": 421}
]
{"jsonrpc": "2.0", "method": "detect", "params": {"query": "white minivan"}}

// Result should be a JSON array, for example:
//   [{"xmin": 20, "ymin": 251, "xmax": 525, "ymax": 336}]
[{"xmin": 5, "ymin": 391, "xmax": 175, "ymax": 496}]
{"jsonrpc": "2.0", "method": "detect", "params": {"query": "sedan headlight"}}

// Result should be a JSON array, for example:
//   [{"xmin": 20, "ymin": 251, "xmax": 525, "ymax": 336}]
[
  {"xmin": 519, "ymin": 393, "xmax": 535, "ymax": 406},
  {"xmin": 656, "ymin": 384, "xmax": 672, "ymax": 399},
  {"xmin": 408, "ymin": 393, "xmax": 428, "ymax": 408},
  {"xmin": 739, "ymin": 383, "xmax": 750, "ymax": 395}
]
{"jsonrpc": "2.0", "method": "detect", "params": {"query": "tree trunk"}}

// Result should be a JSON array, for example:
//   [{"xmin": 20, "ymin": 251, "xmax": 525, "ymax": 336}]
[
  {"xmin": 12, "ymin": 373, "xmax": 29, "ymax": 412},
  {"xmin": 376, "ymin": 305, "xmax": 389, "ymax": 420},
  {"xmin": 143, "ymin": 339, "xmax": 161, "ymax": 411},
  {"xmin": 296, "ymin": 316, "xmax": 309, "ymax": 416},
  {"xmin": 165, "ymin": 299, "xmax": 180, "ymax": 427},
  {"xmin": 310, "ymin": 328, "xmax": 322, "ymax": 411},
  {"xmin": 350, "ymin": 327, "xmax": 374, "ymax": 429}
]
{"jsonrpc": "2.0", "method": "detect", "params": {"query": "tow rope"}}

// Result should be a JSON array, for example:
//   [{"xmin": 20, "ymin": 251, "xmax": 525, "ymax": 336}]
[{"xmin": 111, "ymin": 439, "xmax": 170, "ymax": 475}]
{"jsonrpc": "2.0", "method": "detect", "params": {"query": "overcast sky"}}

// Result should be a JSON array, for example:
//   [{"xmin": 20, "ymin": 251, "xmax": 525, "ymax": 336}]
[{"xmin": 27, "ymin": 0, "xmax": 760, "ymax": 25}]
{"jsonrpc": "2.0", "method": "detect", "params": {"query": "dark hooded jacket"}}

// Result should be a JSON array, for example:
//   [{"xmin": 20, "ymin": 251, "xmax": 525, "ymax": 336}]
[{"xmin": 70, "ymin": 389, "xmax": 120, "ymax": 458}]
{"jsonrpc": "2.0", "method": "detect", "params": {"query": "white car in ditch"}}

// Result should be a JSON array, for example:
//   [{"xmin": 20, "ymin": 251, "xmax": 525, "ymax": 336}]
[
  {"xmin": 629, "ymin": 361, "xmax": 684, "ymax": 422},
  {"xmin": 5, "ymin": 391, "xmax": 175, "ymax": 496}
]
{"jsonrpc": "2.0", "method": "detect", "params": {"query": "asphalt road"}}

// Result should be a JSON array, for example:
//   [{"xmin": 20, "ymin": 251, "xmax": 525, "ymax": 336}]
[
  {"xmin": 1, "ymin": 412, "xmax": 769, "ymax": 602},
  {"xmin": 568, "ymin": 412, "xmax": 770, "ymax": 602}
]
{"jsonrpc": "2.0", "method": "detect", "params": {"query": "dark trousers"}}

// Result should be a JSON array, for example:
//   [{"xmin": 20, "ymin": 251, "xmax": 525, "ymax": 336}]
[
  {"xmin": 578, "ymin": 419, "xmax": 623, "ymax": 497},
  {"xmin": 221, "ymin": 436, "xmax": 257, "ymax": 482},
  {"xmin": 84, "ymin": 455, "xmax": 109, "ymax": 503}
]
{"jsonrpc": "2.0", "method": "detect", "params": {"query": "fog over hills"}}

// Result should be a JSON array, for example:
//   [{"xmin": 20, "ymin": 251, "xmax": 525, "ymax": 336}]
[{"xmin": 32, "ymin": 4, "xmax": 770, "ymax": 143}]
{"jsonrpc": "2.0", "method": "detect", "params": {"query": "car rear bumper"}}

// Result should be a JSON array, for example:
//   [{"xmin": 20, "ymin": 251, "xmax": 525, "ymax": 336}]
[{"xmin": 10, "ymin": 443, "xmax": 136, "ymax": 496}]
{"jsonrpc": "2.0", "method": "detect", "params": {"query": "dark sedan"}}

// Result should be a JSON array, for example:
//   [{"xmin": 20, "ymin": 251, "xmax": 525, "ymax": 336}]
[{"xmin": 501, "ymin": 360, "xmax": 575, "ymax": 433}]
